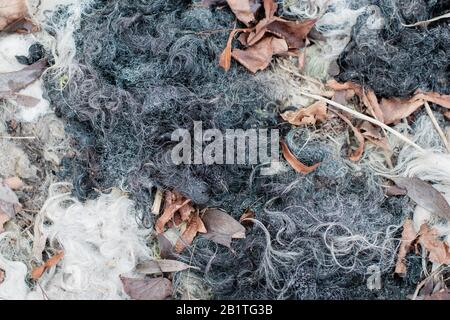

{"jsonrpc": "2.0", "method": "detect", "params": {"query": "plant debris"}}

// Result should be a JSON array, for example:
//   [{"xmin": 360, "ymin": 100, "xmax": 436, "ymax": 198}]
[
  {"xmin": 280, "ymin": 140, "xmax": 320, "ymax": 173},
  {"xmin": 392, "ymin": 177, "xmax": 450, "ymax": 221},
  {"xmin": 120, "ymin": 276, "xmax": 173, "ymax": 300},
  {"xmin": 219, "ymin": 0, "xmax": 315, "ymax": 72},
  {"xmin": 0, "ymin": 0, "xmax": 38, "ymax": 33},
  {"xmin": 281, "ymin": 101, "xmax": 328, "ymax": 126},
  {"xmin": 395, "ymin": 219, "xmax": 417, "ymax": 276},
  {"xmin": 31, "ymin": 251, "xmax": 65, "ymax": 280},
  {"xmin": 201, "ymin": 208, "xmax": 245, "ymax": 248},
  {"xmin": 136, "ymin": 260, "xmax": 196, "ymax": 275}
]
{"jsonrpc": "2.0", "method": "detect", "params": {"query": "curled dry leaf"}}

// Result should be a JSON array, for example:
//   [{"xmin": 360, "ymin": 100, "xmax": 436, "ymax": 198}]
[
  {"xmin": 121, "ymin": 276, "xmax": 173, "ymax": 300},
  {"xmin": 232, "ymin": 36, "xmax": 288, "ymax": 73},
  {"xmin": 0, "ymin": 0, "xmax": 38, "ymax": 33},
  {"xmin": 174, "ymin": 211, "xmax": 207, "ymax": 253},
  {"xmin": 333, "ymin": 111, "xmax": 365, "ymax": 162},
  {"xmin": 0, "ymin": 59, "xmax": 47, "ymax": 97},
  {"xmin": 281, "ymin": 141, "xmax": 320, "ymax": 173},
  {"xmin": 31, "ymin": 251, "xmax": 64, "ymax": 280},
  {"xmin": 136, "ymin": 259, "xmax": 196, "ymax": 275},
  {"xmin": 281, "ymin": 101, "xmax": 327, "ymax": 126},
  {"xmin": 417, "ymin": 224, "xmax": 450, "ymax": 265},
  {"xmin": 219, "ymin": 28, "xmax": 250, "ymax": 71},
  {"xmin": 226, "ymin": 0, "xmax": 261, "ymax": 26},
  {"xmin": 155, "ymin": 191, "xmax": 194, "ymax": 234},
  {"xmin": 239, "ymin": 208, "xmax": 255, "ymax": 228},
  {"xmin": 418, "ymin": 92, "xmax": 450, "ymax": 110},
  {"xmin": 201, "ymin": 208, "xmax": 246, "ymax": 248},
  {"xmin": 395, "ymin": 219, "xmax": 417, "ymax": 276},
  {"xmin": 392, "ymin": 177, "xmax": 450, "ymax": 221},
  {"xmin": 266, "ymin": 18, "xmax": 316, "ymax": 49}
]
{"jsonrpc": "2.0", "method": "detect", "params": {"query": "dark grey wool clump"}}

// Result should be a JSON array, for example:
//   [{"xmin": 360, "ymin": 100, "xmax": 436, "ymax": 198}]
[
  {"xmin": 44, "ymin": 0, "xmax": 416, "ymax": 299},
  {"xmin": 338, "ymin": 0, "xmax": 450, "ymax": 97}
]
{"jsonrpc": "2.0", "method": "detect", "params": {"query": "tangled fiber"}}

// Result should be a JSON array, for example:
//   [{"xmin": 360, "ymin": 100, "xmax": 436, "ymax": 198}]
[
  {"xmin": 44, "ymin": 0, "xmax": 419, "ymax": 299},
  {"xmin": 338, "ymin": 0, "xmax": 450, "ymax": 97},
  {"xmin": 0, "ymin": 184, "xmax": 152, "ymax": 300}
]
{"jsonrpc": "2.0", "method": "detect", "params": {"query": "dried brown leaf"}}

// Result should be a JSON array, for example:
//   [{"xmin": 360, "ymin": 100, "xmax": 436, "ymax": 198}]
[
  {"xmin": 379, "ymin": 96, "xmax": 424, "ymax": 125},
  {"xmin": 226, "ymin": 0, "xmax": 261, "ymax": 26},
  {"xmin": 281, "ymin": 101, "xmax": 327, "ymax": 126},
  {"xmin": 417, "ymin": 224, "xmax": 450, "ymax": 265},
  {"xmin": 361, "ymin": 89, "xmax": 384, "ymax": 123},
  {"xmin": 418, "ymin": 92, "xmax": 450, "ymax": 109},
  {"xmin": 263, "ymin": 0, "xmax": 277, "ymax": 19},
  {"xmin": 232, "ymin": 36, "xmax": 288, "ymax": 73},
  {"xmin": 280, "ymin": 141, "xmax": 320, "ymax": 174},
  {"xmin": 155, "ymin": 191, "xmax": 192, "ymax": 234},
  {"xmin": 201, "ymin": 208, "xmax": 246, "ymax": 248},
  {"xmin": 174, "ymin": 212, "xmax": 207, "ymax": 253},
  {"xmin": 0, "ymin": 0, "xmax": 37, "ymax": 33},
  {"xmin": 395, "ymin": 219, "xmax": 417, "ymax": 276},
  {"xmin": 266, "ymin": 18, "xmax": 316, "ymax": 49},
  {"xmin": 219, "ymin": 29, "xmax": 241, "ymax": 71},
  {"xmin": 333, "ymin": 111, "xmax": 365, "ymax": 161},
  {"xmin": 121, "ymin": 276, "xmax": 173, "ymax": 300},
  {"xmin": 392, "ymin": 177, "xmax": 450, "ymax": 221},
  {"xmin": 0, "ymin": 59, "xmax": 47, "ymax": 96},
  {"xmin": 31, "ymin": 251, "xmax": 64, "ymax": 280},
  {"xmin": 136, "ymin": 259, "xmax": 195, "ymax": 275}
]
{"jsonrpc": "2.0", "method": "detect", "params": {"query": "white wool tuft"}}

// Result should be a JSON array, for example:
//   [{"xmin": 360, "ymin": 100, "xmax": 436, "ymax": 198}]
[{"xmin": 30, "ymin": 187, "xmax": 154, "ymax": 300}]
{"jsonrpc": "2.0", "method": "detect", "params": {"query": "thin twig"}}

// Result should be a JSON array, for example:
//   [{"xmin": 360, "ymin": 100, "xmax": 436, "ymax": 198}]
[
  {"xmin": 298, "ymin": 91, "xmax": 425, "ymax": 153},
  {"xmin": 402, "ymin": 12, "xmax": 450, "ymax": 27},
  {"xmin": 424, "ymin": 101, "xmax": 450, "ymax": 153}
]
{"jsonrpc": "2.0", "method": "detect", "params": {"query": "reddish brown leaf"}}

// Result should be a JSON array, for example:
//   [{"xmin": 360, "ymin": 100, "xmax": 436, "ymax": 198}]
[
  {"xmin": 417, "ymin": 224, "xmax": 450, "ymax": 265},
  {"xmin": 280, "ymin": 141, "xmax": 320, "ymax": 174},
  {"xmin": 379, "ymin": 96, "xmax": 424, "ymax": 125},
  {"xmin": 155, "ymin": 191, "xmax": 192, "ymax": 234},
  {"xmin": 31, "ymin": 251, "xmax": 64, "ymax": 280},
  {"xmin": 418, "ymin": 92, "xmax": 450, "ymax": 109},
  {"xmin": 333, "ymin": 111, "xmax": 365, "ymax": 161},
  {"xmin": 281, "ymin": 101, "xmax": 327, "ymax": 126},
  {"xmin": 395, "ymin": 219, "xmax": 417, "ymax": 276},
  {"xmin": 392, "ymin": 177, "xmax": 450, "ymax": 221},
  {"xmin": 0, "ymin": 0, "xmax": 37, "ymax": 33},
  {"xmin": 226, "ymin": 0, "xmax": 261, "ymax": 26},
  {"xmin": 219, "ymin": 28, "xmax": 250, "ymax": 71},
  {"xmin": 263, "ymin": 0, "xmax": 277, "ymax": 19},
  {"xmin": 232, "ymin": 36, "xmax": 288, "ymax": 73},
  {"xmin": 121, "ymin": 276, "xmax": 173, "ymax": 300},
  {"xmin": 174, "ymin": 212, "xmax": 207, "ymax": 253},
  {"xmin": 239, "ymin": 208, "xmax": 255, "ymax": 227},
  {"xmin": 201, "ymin": 208, "xmax": 246, "ymax": 248},
  {"xmin": 361, "ymin": 89, "xmax": 384, "ymax": 123},
  {"xmin": 266, "ymin": 18, "xmax": 316, "ymax": 49}
]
